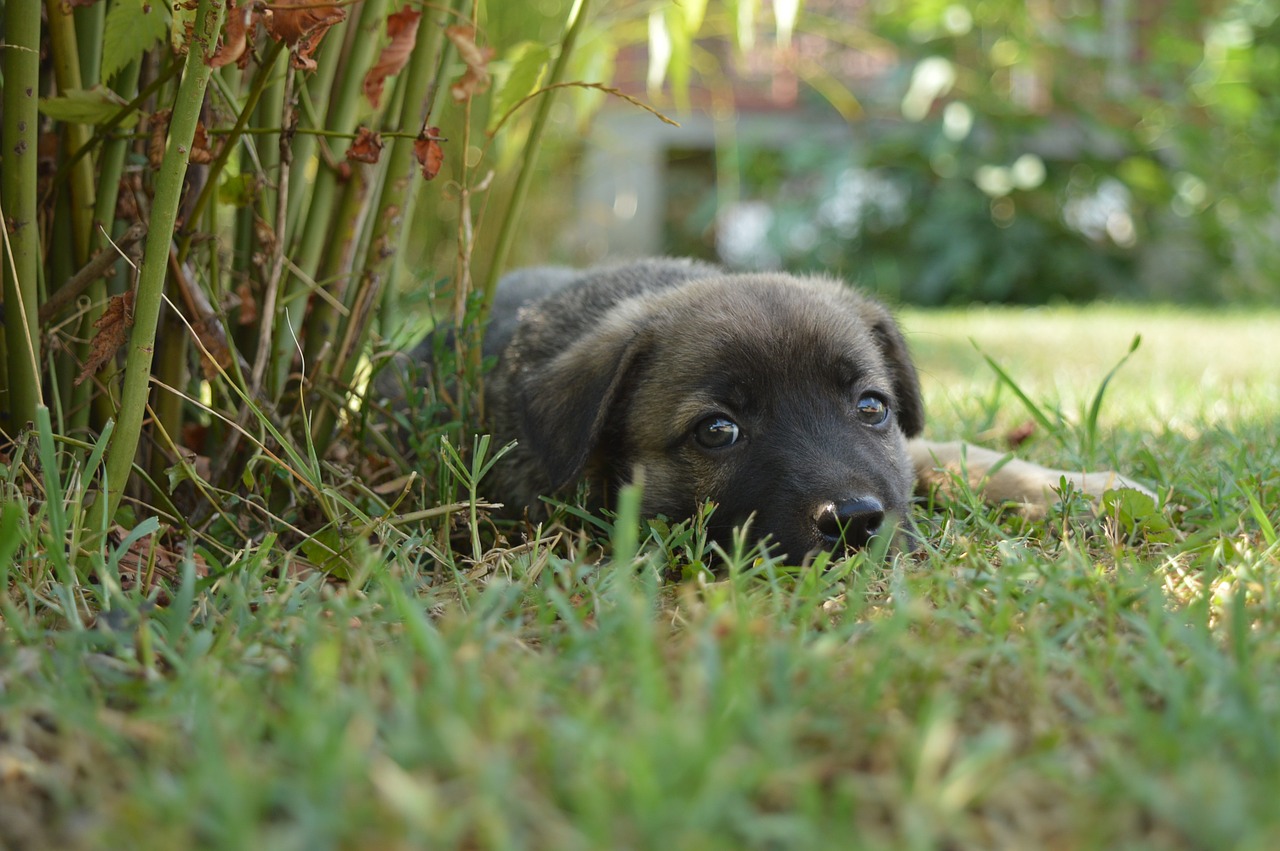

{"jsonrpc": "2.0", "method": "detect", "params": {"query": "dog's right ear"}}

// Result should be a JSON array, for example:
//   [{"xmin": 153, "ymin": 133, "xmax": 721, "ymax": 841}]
[{"xmin": 514, "ymin": 323, "xmax": 650, "ymax": 491}]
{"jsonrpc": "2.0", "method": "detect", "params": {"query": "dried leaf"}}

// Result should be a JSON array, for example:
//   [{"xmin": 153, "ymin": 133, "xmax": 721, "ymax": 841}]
[
  {"xmin": 189, "ymin": 121, "xmax": 215, "ymax": 164},
  {"xmin": 148, "ymin": 109, "xmax": 171, "ymax": 169},
  {"xmin": 345, "ymin": 126, "xmax": 384, "ymax": 164},
  {"xmin": 1006, "ymin": 420, "xmax": 1037, "ymax": 449},
  {"xmin": 210, "ymin": 0, "xmax": 255, "ymax": 69},
  {"xmin": 265, "ymin": 0, "xmax": 346, "ymax": 71},
  {"xmin": 235, "ymin": 281, "xmax": 259, "ymax": 325},
  {"xmin": 445, "ymin": 25, "xmax": 493, "ymax": 101},
  {"xmin": 413, "ymin": 128, "xmax": 445, "ymax": 180},
  {"xmin": 194, "ymin": 316, "xmax": 234, "ymax": 381},
  {"xmin": 363, "ymin": 6, "xmax": 421, "ymax": 108},
  {"xmin": 109, "ymin": 524, "xmax": 209, "ymax": 598},
  {"xmin": 76, "ymin": 290, "xmax": 135, "ymax": 386}
]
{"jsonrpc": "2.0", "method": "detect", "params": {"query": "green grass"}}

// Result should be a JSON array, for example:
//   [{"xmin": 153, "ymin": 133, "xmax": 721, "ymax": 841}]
[{"xmin": 3, "ymin": 305, "xmax": 1280, "ymax": 850}]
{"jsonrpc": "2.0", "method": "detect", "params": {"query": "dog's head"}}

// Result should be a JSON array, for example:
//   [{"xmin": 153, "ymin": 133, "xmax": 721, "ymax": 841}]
[{"xmin": 515, "ymin": 273, "xmax": 924, "ymax": 563}]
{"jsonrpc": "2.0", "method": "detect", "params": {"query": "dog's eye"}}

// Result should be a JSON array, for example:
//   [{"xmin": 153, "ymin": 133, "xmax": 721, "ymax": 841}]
[
  {"xmin": 693, "ymin": 416, "xmax": 741, "ymax": 449},
  {"xmin": 855, "ymin": 393, "xmax": 890, "ymax": 426}
]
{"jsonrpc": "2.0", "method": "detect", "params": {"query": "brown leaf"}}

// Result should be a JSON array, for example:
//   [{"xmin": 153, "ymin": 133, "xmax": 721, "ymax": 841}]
[
  {"xmin": 413, "ymin": 128, "xmax": 445, "ymax": 180},
  {"xmin": 363, "ymin": 6, "xmax": 421, "ymax": 108},
  {"xmin": 75, "ymin": 290, "xmax": 135, "ymax": 386},
  {"xmin": 445, "ymin": 25, "xmax": 493, "ymax": 101},
  {"xmin": 1006, "ymin": 419, "xmax": 1037, "ymax": 448},
  {"xmin": 235, "ymin": 281, "xmax": 259, "ymax": 325},
  {"xmin": 265, "ymin": 0, "xmax": 346, "ymax": 71},
  {"xmin": 188, "ymin": 121, "xmax": 215, "ymax": 164},
  {"xmin": 209, "ymin": 0, "xmax": 255, "ymax": 69},
  {"xmin": 345, "ymin": 125, "xmax": 384, "ymax": 164},
  {"xmin": 109, "ymin": 524, "xmax": 209, "ymax": 598},
  {"xmin": 194, "ymin": 316, "xmax": 235, "ymax": 382},
  {"xmin": 148, "ymin": 109, "xmax": 172, "ymax": 169}
]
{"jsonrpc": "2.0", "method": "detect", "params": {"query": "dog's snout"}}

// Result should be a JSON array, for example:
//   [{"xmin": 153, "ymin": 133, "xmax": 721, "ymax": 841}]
[{"xmin": 815, "ymin": 497, "xmax": 885, "ymax": 549}]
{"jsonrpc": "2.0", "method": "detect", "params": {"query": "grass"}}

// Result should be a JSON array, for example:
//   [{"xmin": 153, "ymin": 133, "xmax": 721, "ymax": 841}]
[{"xmin": 3, "ymin": 304, "xmax": 1279, "ymax": 850}]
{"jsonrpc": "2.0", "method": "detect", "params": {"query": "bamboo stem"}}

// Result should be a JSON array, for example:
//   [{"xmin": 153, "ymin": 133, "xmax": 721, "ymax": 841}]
[
  {"xmin": 480, "ymin": 0, "xmax": 594, "ymax": 314},
  {"xmin": 272, "ymin": 0, "xmax": 388, "ymax": 396},
  {"xmin": 1, "ymin": 0, "xmax": 44, "ymax": 430},
  {"xmin": 308, "ymin": 0, "xmax": 462, "ymax": 451},
  {"xmin": 99, "ymin": 0, "xmax": 226, "ymax": 524}
]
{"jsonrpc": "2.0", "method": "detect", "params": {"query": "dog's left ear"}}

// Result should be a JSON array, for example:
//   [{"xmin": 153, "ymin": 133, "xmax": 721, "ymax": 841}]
[
  {"xmin": 514, "ymin": 322, "xmax": 651, "ymax": 491},
  {"xmin": 867, "ymin": 309, "xmax": 925, "ymax": 437}
]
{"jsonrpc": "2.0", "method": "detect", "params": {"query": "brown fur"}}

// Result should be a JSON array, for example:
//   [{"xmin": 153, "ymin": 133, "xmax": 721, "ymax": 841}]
[{"xmin": 393, "ymin": 258, "xmax": 1149, "ymax": 562}]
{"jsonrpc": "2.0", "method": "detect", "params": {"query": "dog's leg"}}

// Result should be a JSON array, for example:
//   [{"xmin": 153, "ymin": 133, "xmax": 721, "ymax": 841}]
[{"xmin": 908, "ymin": 439, "xmax": 1153, "ymax": 514}]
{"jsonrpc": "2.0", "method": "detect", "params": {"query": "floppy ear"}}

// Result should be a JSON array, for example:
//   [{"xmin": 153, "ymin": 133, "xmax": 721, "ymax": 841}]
[
  {"xmin": 515, "ymin": 324, "xmax": 650, "ymax": 491},
  {"xmin": 868, "ymin": 310, "xmax": 925, "ymax": 438}
]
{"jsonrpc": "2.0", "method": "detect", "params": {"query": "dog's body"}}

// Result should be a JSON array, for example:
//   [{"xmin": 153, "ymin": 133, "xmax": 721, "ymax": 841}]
[{"xmin": 394, "ymin": 259, "xmax": 1147, "ymax": 562}]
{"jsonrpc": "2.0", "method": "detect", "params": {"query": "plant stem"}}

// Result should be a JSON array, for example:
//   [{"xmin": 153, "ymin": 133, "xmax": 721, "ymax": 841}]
[
  {"xmin": 98, "ymin": 0, "xmax": 226, "ymax": 524},
  {"xmin": 270, "ymin": 17, "xmax": 360, "ymax": 397},
  {"xmin": 298, "ymin": 0, "xmax": 391, "ymax": 369},
  {"xmin": 1, "ymin": 0, "xmax": 44, "ymax": 431},
  {"xmin": 480, "ymin": 0, "xmax": 594, "ymax": 315},
  {"xmin": 45, "ymin": 0, "xmax": 97, "ymax": 264},
  {"xmin": 308, "ymin": 0, "xmax": 462, "ymax": 452}
]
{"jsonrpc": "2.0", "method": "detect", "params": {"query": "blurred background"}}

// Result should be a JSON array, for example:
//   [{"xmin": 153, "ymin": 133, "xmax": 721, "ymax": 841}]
[{"xmin": 417, "ymin": 0, "xmax": 1280, "ymax": 307}]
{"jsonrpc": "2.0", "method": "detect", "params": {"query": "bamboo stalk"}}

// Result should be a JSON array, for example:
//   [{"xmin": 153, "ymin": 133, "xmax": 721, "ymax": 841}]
[
  {"xmin": 272, "ymin": 0, "xmax": 389, "ymax": 396},
  {"xmin": 480, "ymin": 0, "xmax": 594, "ymax": 314},
  {"xmin": 98, "ymin": 0, "xmax": 226, "ymax": 524},
  {"xmin": 45, "ymin": 0, "xmax": 97, "ymax": 264},
  {"xmin": 307, "ymin": 0, "xmax": 463, "ymax": 452},
  {"xmin": 1, "ymin": 0, "xmax": 44, "ymax": 431},
  {"xmin": 180, "ymin": 40, "xmax": 287, "ymax": 256}
]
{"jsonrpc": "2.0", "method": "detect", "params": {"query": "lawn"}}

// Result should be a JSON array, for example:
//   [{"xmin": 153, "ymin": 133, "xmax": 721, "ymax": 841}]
[{"xmin": 3, "ymin": 305, "xmax": 1279, "ymax": 850}]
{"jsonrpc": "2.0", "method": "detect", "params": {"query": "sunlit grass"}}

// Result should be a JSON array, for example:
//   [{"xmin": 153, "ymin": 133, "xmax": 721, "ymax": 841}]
[{"xmin": 906, "ymin": 304, "xmax": 1280, "ymax": 429}]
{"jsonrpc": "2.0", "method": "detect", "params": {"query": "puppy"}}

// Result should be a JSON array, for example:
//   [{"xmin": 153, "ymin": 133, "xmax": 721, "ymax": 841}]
[{"xmin": 391, "ymin": 258, "xmax": 1149, "ymax": 563}]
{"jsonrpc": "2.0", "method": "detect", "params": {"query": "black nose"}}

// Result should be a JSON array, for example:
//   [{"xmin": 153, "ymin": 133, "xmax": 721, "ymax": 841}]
[{"xmin": 815, "ymin": 497, "xmax": 885, "ymax": 550}]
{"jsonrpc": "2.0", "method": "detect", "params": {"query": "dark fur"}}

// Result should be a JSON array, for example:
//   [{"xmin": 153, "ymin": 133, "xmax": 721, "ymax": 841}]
[{"xmin": 397, "ymin": 258, "xmax": 929, "ymax": 563}]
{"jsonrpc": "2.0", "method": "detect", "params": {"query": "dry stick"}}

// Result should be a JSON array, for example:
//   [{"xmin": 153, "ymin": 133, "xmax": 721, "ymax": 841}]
[
  {"xmin": 97, "ymin": 0, "xmax": 226, "ymax": 527},
  {"xmin": 38, "ymin": 222, "xmax": 148, "ymax": 325}
]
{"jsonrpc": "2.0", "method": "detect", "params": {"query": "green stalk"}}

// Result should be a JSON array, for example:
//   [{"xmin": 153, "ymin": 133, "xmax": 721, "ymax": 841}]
[
  {"xmin": 179, "ymin": 40, "xmax": 287, "ymax": 257},
  {"xmin": 98, "ymin": 0, "xmax": 226, "ymax": 525},
  {"xmin": 301, "ymin": 165, "xmax": 373, "ymax": 367},
  {"xmin": 47, "ymin": 0, "xmax": 103, "ymax": 436},
  {"xmin": 272, "ymin": 0, "xmax": 388, "ymax": 395},
  {"xmin": 254, "ymin": 50, "xmax": 288, "ymax": 236},
  {"xmin": 73, "ymin": 0, "xmax": 105, "ymax": 88},
  {"xmin": 308, "ymin": 0, "xmax": 462, "ymax": 452},
  {"xmin": 87, "ymin": 60, "xmax": 143, "ymax": 432},
  {"xmin": 45, "ymin": 0, "xmax": 97, "ymax": 263},
  {"xmin": 1, "ymin": 0, "xmax": 44, "ymax": 431},
  {"xmin": 283, "ymin": 25, "xmax": 348, "ymax": 240},
  {"xmin": 480, "ymin": 0, "xmax": 594, "ymax": 313}
]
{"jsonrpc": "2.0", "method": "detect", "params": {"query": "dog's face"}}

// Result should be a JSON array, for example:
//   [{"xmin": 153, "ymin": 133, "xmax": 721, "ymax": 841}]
[{"xmin": 515, "ymin": 274, "xmax": 925, "ymax": 563}]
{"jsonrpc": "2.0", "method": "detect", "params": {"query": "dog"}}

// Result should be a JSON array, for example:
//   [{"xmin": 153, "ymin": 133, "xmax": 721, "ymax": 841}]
[{"xmin": 388, "ymin": 258, "xmax": 1150, "ymax": 563}]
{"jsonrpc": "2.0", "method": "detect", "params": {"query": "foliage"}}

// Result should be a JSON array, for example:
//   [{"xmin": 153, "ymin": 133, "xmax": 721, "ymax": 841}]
[
  {"xmin": 666, "ymin": 0, "xmax": 1280, "ymax": 303},
  {"xmin": 0, "ymin": 0, "xmax": 655, "ymax": 554},
  {"xmin": 874, "ymin": 0, "xmax": 1280, "ymax": 302},
  {"xmin": 725, "ymin": 135, "xmax": 1139, "ymax": 304}
]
